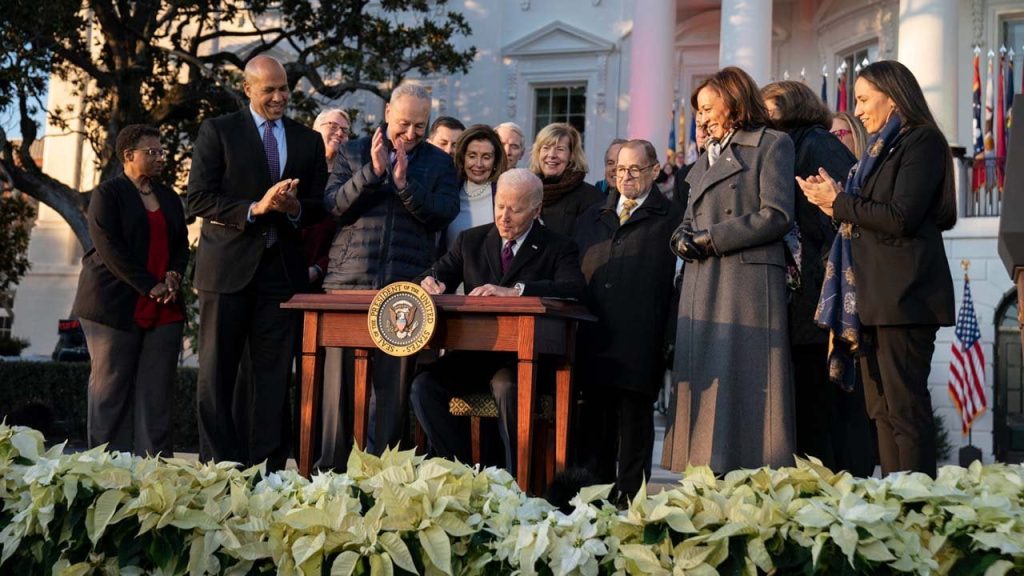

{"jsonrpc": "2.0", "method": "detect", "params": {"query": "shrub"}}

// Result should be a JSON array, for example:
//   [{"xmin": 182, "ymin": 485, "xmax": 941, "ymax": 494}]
[
  {"xmin": 0, "ymin": 335, "xmax": 29, "ymax": 357},
  {"xmin": 1, "ymin": 423, "xmax": 1023, "ymax": 575}
]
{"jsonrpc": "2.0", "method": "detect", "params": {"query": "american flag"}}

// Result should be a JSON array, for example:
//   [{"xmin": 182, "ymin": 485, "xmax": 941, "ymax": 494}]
[{"xmin": 947, "ymin": 276, "xmax": 987, "ymax": 434}]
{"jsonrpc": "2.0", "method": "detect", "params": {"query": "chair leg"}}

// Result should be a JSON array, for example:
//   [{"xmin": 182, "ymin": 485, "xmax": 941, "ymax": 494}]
[{"xmin": 471, "ymin": 416, "xmax": 482, "ymax": 465}]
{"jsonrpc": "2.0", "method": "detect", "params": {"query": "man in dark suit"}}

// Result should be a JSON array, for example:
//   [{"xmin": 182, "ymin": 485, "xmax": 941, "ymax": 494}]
[
  {"xmin": 411, "ymin": 168, "xmax": 585, "ymax": 471},
  {"xmin": 573, "ymin": 139, "xmax": 684, "ymax": 499},
  {"xmin": 187, "ymin": 55, "xmax": 328, "ymax": 470}
]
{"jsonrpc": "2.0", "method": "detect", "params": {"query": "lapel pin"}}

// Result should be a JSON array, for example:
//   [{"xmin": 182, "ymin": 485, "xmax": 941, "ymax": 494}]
[{"xmin": 532, "ymin": 244, "xmax": 538, "ymax": 250}]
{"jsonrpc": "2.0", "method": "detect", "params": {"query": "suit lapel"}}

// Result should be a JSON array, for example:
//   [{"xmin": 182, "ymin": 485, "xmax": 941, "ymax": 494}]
[
  {"xmin": 692, "ymin": 147, "xmax": 744, "ymax": 204},
  {"xmin": 598, "ymin": 192, "xmax": 620, "ymax": 233},
  {"xmin": 281, "ymin": 117, "xmax": 299, "ymax": 178},
  {"xmin": 239, "ymin": 111, "xmax": 274, "ymax": 193},
  {"xmin": 484, "ymin": 226, "xmax": 504, "ymax": 282},
  {"xmin": 502, "ymin": 224, "xmax": 544, "ymax": 284}
]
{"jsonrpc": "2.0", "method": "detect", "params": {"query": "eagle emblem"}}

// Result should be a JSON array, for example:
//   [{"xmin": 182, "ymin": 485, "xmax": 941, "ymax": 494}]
[{"xmin": 388, "ymin": 298, "xmax": 419, "ymax": 340}]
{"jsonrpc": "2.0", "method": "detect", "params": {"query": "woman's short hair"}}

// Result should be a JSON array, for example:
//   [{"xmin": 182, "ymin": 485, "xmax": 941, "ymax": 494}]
[
  {"xmin": 691, "ymin": 66, "xmax": 770, "ymax": 132},
  {"xmin": 313, "ymin": 108, "xmax": 351, "ymax": 130},
  {"xmin": 453, "ymin": 124, "xmax": 507, "ymax": 183},
  {"xmin": 529, "ymin": 123, "xmax": 588, "ymax": 176},
  {"xmin": 116, "ymin": 124, "xmax": 161, "ymax": 161},
  {"xmin": 760, "ymin": 80, "xmax": 832, "ymax": 131}
]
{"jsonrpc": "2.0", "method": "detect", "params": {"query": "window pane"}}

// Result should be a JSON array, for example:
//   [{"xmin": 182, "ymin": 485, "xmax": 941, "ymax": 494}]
[{"xmin": 536, "ymin": 89, "xmax": 551, "ymax": 116}]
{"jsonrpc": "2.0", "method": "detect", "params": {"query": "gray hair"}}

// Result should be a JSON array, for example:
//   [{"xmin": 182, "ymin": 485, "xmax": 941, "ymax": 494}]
[
  {"xmin": 494, "ymin": 121, "xmax": 524, "ymax": 139},
  {"xmin": 497, "ymin": 168, "xmax": 543, "ymax": 208},
  {"xmin": 390, "ymin": 83, "xmax": 431, "ymax": 105},
  {"xmin": 313, "ymin": 108, "xmax": 350, "ymax": 130}
]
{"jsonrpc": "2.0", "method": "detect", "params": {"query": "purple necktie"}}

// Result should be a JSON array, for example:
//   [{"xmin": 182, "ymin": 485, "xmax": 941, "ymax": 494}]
[
  {"xmin": 501, "ymin": 240, "xmax": 515, "ymax": 275},
  {"xmin": 263, "ymin": 120, "xmax": 280, "ymax": 182},
  {"xmin": 262, "ymin": 120, "xmax": 280, "ymax": 247}
]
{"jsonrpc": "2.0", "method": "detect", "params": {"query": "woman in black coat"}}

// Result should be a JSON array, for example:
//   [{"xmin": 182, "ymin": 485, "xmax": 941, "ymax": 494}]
[
  {"xmin": 797, "ymin": 61, "xmax": 957, "ymax": 476},
  {"xmin": 72, "ymin": 125, "xmax": 188, "ymax": 457},
  {"xmin": 762, "ymin": 80, "xmax": 874, "ymax": 476},
  {"xmin": 529, "ymin": 122, "xmax": 603, "ymax": 238},
  {"xmin": 574, "ymin": 139, "xmax": 685, "ymax": 499}
]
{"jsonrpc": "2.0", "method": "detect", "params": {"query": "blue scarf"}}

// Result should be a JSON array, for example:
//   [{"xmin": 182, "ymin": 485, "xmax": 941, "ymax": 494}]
[{"xmin": 815, "ymin": 113, "xmax": 904, "ymax": 391}]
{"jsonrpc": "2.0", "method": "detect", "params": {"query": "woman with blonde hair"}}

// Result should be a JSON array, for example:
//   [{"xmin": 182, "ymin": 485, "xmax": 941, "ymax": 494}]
[
  {"xmin": 529, "ymin": 122, "xmax": 603, "ymax": 237},
  {"xmin": 831, "ymin": 111, "xmax": 868, "ymax": 159}
]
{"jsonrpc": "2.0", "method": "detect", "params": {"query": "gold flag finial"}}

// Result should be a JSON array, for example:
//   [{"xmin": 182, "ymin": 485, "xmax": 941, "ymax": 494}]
[{"xmin": 961, "ymin": 259, "xmax": 971, "ymax": 272}]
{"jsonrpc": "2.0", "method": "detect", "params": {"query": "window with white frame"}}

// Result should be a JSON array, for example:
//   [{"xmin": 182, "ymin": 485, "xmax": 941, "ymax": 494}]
[
  {"xmin": 837, "ymin": 45, "xmax": 879, "ymax": 112},
  {"xmin": 533, "ymin": 85, "xmax": 587, "ymax": 141},
  {"xmin": 1003, "ymin": 15, "xmax": 1024, "ymax": 92}
]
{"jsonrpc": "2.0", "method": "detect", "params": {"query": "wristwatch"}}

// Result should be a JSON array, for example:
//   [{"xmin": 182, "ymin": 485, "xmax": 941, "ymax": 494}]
[{"xmin": 513, "ymin": 282, "xmax": 525, "ymax": 296}]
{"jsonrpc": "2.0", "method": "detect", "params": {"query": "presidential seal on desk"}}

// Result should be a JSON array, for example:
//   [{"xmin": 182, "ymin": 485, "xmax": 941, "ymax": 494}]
[{"xmin": 368, "ymin": 281, "xmax": 438, "ymax": 356}]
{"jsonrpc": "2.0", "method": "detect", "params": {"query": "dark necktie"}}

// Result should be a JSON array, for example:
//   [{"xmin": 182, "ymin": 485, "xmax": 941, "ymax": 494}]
[
  {"xmin": 501, "ymin": 240, "xmax": 516, "ymax": 275},
  {"xmin": 263, "ymin": 120, "xmax": 280, "ymax": 182},
  {"xmin": 262, "ymin": 120, "xmax": 280, "ymax": 247}
]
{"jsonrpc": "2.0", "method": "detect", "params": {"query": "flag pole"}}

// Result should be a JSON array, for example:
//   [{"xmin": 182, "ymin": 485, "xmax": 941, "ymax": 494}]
[{"xmin": 958, "ymin": 258, "xmax": 983, "ymax": 466}]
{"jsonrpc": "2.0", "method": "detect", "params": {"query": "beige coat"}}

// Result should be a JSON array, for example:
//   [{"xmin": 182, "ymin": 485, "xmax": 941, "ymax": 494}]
[{"xmin": 662, "ymin": 127, "xmax": 797, "ymax": 472}]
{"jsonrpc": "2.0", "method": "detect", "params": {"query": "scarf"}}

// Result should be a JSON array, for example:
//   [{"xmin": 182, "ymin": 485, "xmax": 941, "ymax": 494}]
[
  {"xmin": 815, "ymin": 113, "xmax": 904, "ymax": 391},
  {"xmin": 541, "ymin": 170, "xmax": 587, "ymax": 207}
]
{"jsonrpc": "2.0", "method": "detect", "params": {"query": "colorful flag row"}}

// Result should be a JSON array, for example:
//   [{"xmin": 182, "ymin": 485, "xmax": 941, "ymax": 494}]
[{"xmin": 972, "ymin": 45, "xmax": 1019, "ymax": 194}]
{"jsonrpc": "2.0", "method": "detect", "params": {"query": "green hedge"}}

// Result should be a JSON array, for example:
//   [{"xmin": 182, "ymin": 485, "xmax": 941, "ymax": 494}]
[{"xmin": 0, "ymin": 361, "xmax": 200, "ymax": 451}]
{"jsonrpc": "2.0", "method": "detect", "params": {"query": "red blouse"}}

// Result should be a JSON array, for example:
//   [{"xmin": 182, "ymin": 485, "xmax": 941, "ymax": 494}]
[{"xmin": 133, "ymin": 208, "xmax": 185, "ymax": 328}]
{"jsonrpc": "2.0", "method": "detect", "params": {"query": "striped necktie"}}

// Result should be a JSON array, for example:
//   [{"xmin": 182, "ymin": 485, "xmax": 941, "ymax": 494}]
[{"xmin": 619, "ymin": 198, "xmax": 638, "ymax": 225}]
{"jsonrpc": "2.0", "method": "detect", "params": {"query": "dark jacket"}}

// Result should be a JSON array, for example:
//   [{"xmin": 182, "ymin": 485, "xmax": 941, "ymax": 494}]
[
  {"xmin": 73, "ymin": 174, "xmax": 189, "ymax": 329},
  {"xmin": 541, "ymin": 179, "xmax": 603, "ymax": 238},
  {"xmin": 787, "ymin": 125, "xmax": 857, "ymax": 346},
  {"xmin": 574, "ymin": 189, "xmax": 685, "ymax": 395},
  {"xmin": 186, "ymin": 110, "xmax": 328, "ymax": 294},
  {"xmin": 323, "ymin": 133, "xmax": 459, "ymax": 289},
  {"xmin": 832, "ymin": 125, "xmax": 955, "ymax": 326},
  {"xmin": 418, "ymin": 222, "xmax": 585, "ymax": 300}
]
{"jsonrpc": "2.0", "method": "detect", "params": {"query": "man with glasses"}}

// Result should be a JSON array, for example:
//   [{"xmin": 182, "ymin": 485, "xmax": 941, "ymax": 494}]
[
  {"xmin": 572, "ymin": 139, "xmax": 685, "ymax": 502},
  {"xmin": 187, "ymin": 55, "xmax": 328, "ymax": 471}
]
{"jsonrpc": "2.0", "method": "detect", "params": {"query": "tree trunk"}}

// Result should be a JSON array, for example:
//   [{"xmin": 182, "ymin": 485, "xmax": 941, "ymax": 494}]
[{"xmin": 4, "ymin": 161, "xmax": 92, "ymax": 253}]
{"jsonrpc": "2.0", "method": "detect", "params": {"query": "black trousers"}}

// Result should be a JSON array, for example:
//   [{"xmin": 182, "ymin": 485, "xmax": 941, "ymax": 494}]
[
  {"xmin": 859, "ymin": 325, "xmax": 939, "ymax": 477},
  {"xmin": 81, "ymin": 319, "xmax": 182, "ymax": 457},
  {"xmin": 410, "ymin": 352, "xmax": 518, "ymax": 471},
  {"xmin": 792, "ymin": 343, "xmax": 876, "ymax": 477},
  {"xmin": 196, "ymin": 247, "xmax": 295, "ymax": 470},
  {"xmin": 576, "ymin": 387, "xmax": 654, "ymax": 498}
]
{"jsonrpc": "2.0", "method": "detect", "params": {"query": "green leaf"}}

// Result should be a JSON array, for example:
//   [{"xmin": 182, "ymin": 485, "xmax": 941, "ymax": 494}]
[{"xmin": 643, "ymin": 524, "xmax": 668, "ymax": 545}]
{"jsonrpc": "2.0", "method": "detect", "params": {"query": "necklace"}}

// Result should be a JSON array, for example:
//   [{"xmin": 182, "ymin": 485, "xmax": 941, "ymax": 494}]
[{"xmin": 464, "ymin": 181, "xmax": 490, "ymax": 200}]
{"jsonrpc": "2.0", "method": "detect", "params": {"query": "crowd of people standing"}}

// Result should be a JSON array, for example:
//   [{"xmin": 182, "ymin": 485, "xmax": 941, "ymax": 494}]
[{"xmin": 73, "ymin": 55, "xmax": 956, "ymax": 498}]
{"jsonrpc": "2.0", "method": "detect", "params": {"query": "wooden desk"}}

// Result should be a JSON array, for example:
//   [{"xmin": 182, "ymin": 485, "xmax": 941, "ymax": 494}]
[{"xmin": 281, "ymin": 292, "xmax": 594, "ymax": 492}]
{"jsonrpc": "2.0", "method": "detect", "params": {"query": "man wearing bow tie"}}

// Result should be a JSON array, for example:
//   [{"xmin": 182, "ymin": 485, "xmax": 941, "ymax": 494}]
[{"xmin": 411, "ymin": 168, "xmax": 585, "ymax": 471}]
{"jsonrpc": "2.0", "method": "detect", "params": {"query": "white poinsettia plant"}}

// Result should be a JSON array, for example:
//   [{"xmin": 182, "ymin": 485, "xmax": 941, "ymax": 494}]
[{"xmin": 0, "ymin": 422, "xmax": 1022, "ymax": 575}]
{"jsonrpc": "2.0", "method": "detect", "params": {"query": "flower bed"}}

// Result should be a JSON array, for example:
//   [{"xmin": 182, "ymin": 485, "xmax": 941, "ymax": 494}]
[{"xmin": 1, "ymin": 423, "xmax": 1022, "ymax": 575}]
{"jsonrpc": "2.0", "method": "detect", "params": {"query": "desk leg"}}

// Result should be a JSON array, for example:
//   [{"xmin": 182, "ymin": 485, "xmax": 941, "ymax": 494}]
[
  {"xmin": 555, "ymin": 359, "xmax": 572, "ymax": 474},
  {"xmin": 517, "ymin": 316, "xmax": 538, "ymax": 492},
  {"xmin": 352, "ymin": 349, "xmax": 372, "ymax": 451},
  {"xmin": 299, "ymin": 311, "xmax": 323, "ymax": 477}
]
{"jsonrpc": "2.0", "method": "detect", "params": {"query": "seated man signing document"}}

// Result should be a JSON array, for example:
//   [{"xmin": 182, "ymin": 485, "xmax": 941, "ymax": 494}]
[{"xmin": 411, "ymin": 168, "xmax": 585, "ymax": 471}]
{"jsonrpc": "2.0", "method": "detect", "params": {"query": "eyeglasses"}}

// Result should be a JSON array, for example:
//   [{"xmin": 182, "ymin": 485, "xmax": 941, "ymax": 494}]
[
  {"xmin": 132, "ymin": 147, "xmax": 167, "ymax": 157},
  {"xmin": 322, "ymin": 121, "xmax": 350, "ymax": 135},
  {"xmin": 830, "ymin": 128, "xmax": 852, "ymax": 139},
  {"xmin": 615, "ymin": 163, "xmax": 658, "ymax": 178}
]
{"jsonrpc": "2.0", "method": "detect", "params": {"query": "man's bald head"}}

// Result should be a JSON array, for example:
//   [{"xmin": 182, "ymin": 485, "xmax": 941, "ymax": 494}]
[{"xmin": 244, "ymin": 55, "xmax": 290, "ymax": 121}]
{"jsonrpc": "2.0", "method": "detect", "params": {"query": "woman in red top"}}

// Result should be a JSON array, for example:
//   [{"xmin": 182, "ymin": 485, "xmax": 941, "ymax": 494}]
[{"xmin": 71, "ymin": 125, "xmax": 188, "ymax": 457}]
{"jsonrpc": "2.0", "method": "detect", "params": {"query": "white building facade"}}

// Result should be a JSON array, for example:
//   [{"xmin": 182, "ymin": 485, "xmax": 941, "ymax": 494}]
[{"xmin": 13, "ymin": 0, "xmax": 1024, "ymax": 462}]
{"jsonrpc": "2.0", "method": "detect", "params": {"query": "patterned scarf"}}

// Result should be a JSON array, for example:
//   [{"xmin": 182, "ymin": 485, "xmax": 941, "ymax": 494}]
[{"xmin": 815, "ymin": 113, "xmax": 904, "ymax": 391}]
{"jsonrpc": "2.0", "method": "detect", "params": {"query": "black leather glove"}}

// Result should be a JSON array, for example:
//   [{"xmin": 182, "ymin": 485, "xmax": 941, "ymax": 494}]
[
  {"xmin": 691, "ymin": 229, "xmax": 718, "ymax": 257},
  {"xmin": 671, "ymin": 226, "xmax": 714, "ymax": 261}
]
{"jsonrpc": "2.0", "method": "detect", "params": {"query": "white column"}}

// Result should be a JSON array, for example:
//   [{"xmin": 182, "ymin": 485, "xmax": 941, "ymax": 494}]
[
  {"xmin": 627, "ymin": 0, "xmax": 677, "ymax": 153},
  {"xmin": 718, "ymin": 0, "xmax": 773, "ymax": 86},
  {"xmin": 898, "ymin": 0, "xmax": 958, "ymax": 141}
]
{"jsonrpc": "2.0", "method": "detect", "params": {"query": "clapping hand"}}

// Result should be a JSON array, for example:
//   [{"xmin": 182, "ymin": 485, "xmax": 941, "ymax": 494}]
[
  {"xmin": 254, "ymin": 179, "xmax": 300, "ymax": 217},
  {"xmin": 370, "ymin": 127, "xmax": 388, "ymax": 178},
  {"xmin": 392, "ymin": 138, "xmax": 408, "ymax": 191},
  {"xmin": 796, "ymin": 168, "xmax": 842, "ymax": 218}
]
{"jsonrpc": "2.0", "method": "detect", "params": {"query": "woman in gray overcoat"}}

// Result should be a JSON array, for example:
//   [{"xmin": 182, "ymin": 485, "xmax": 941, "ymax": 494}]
[{"xmin": 662, "ymin": 67, "xmax": 797, "ymax": 473}]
